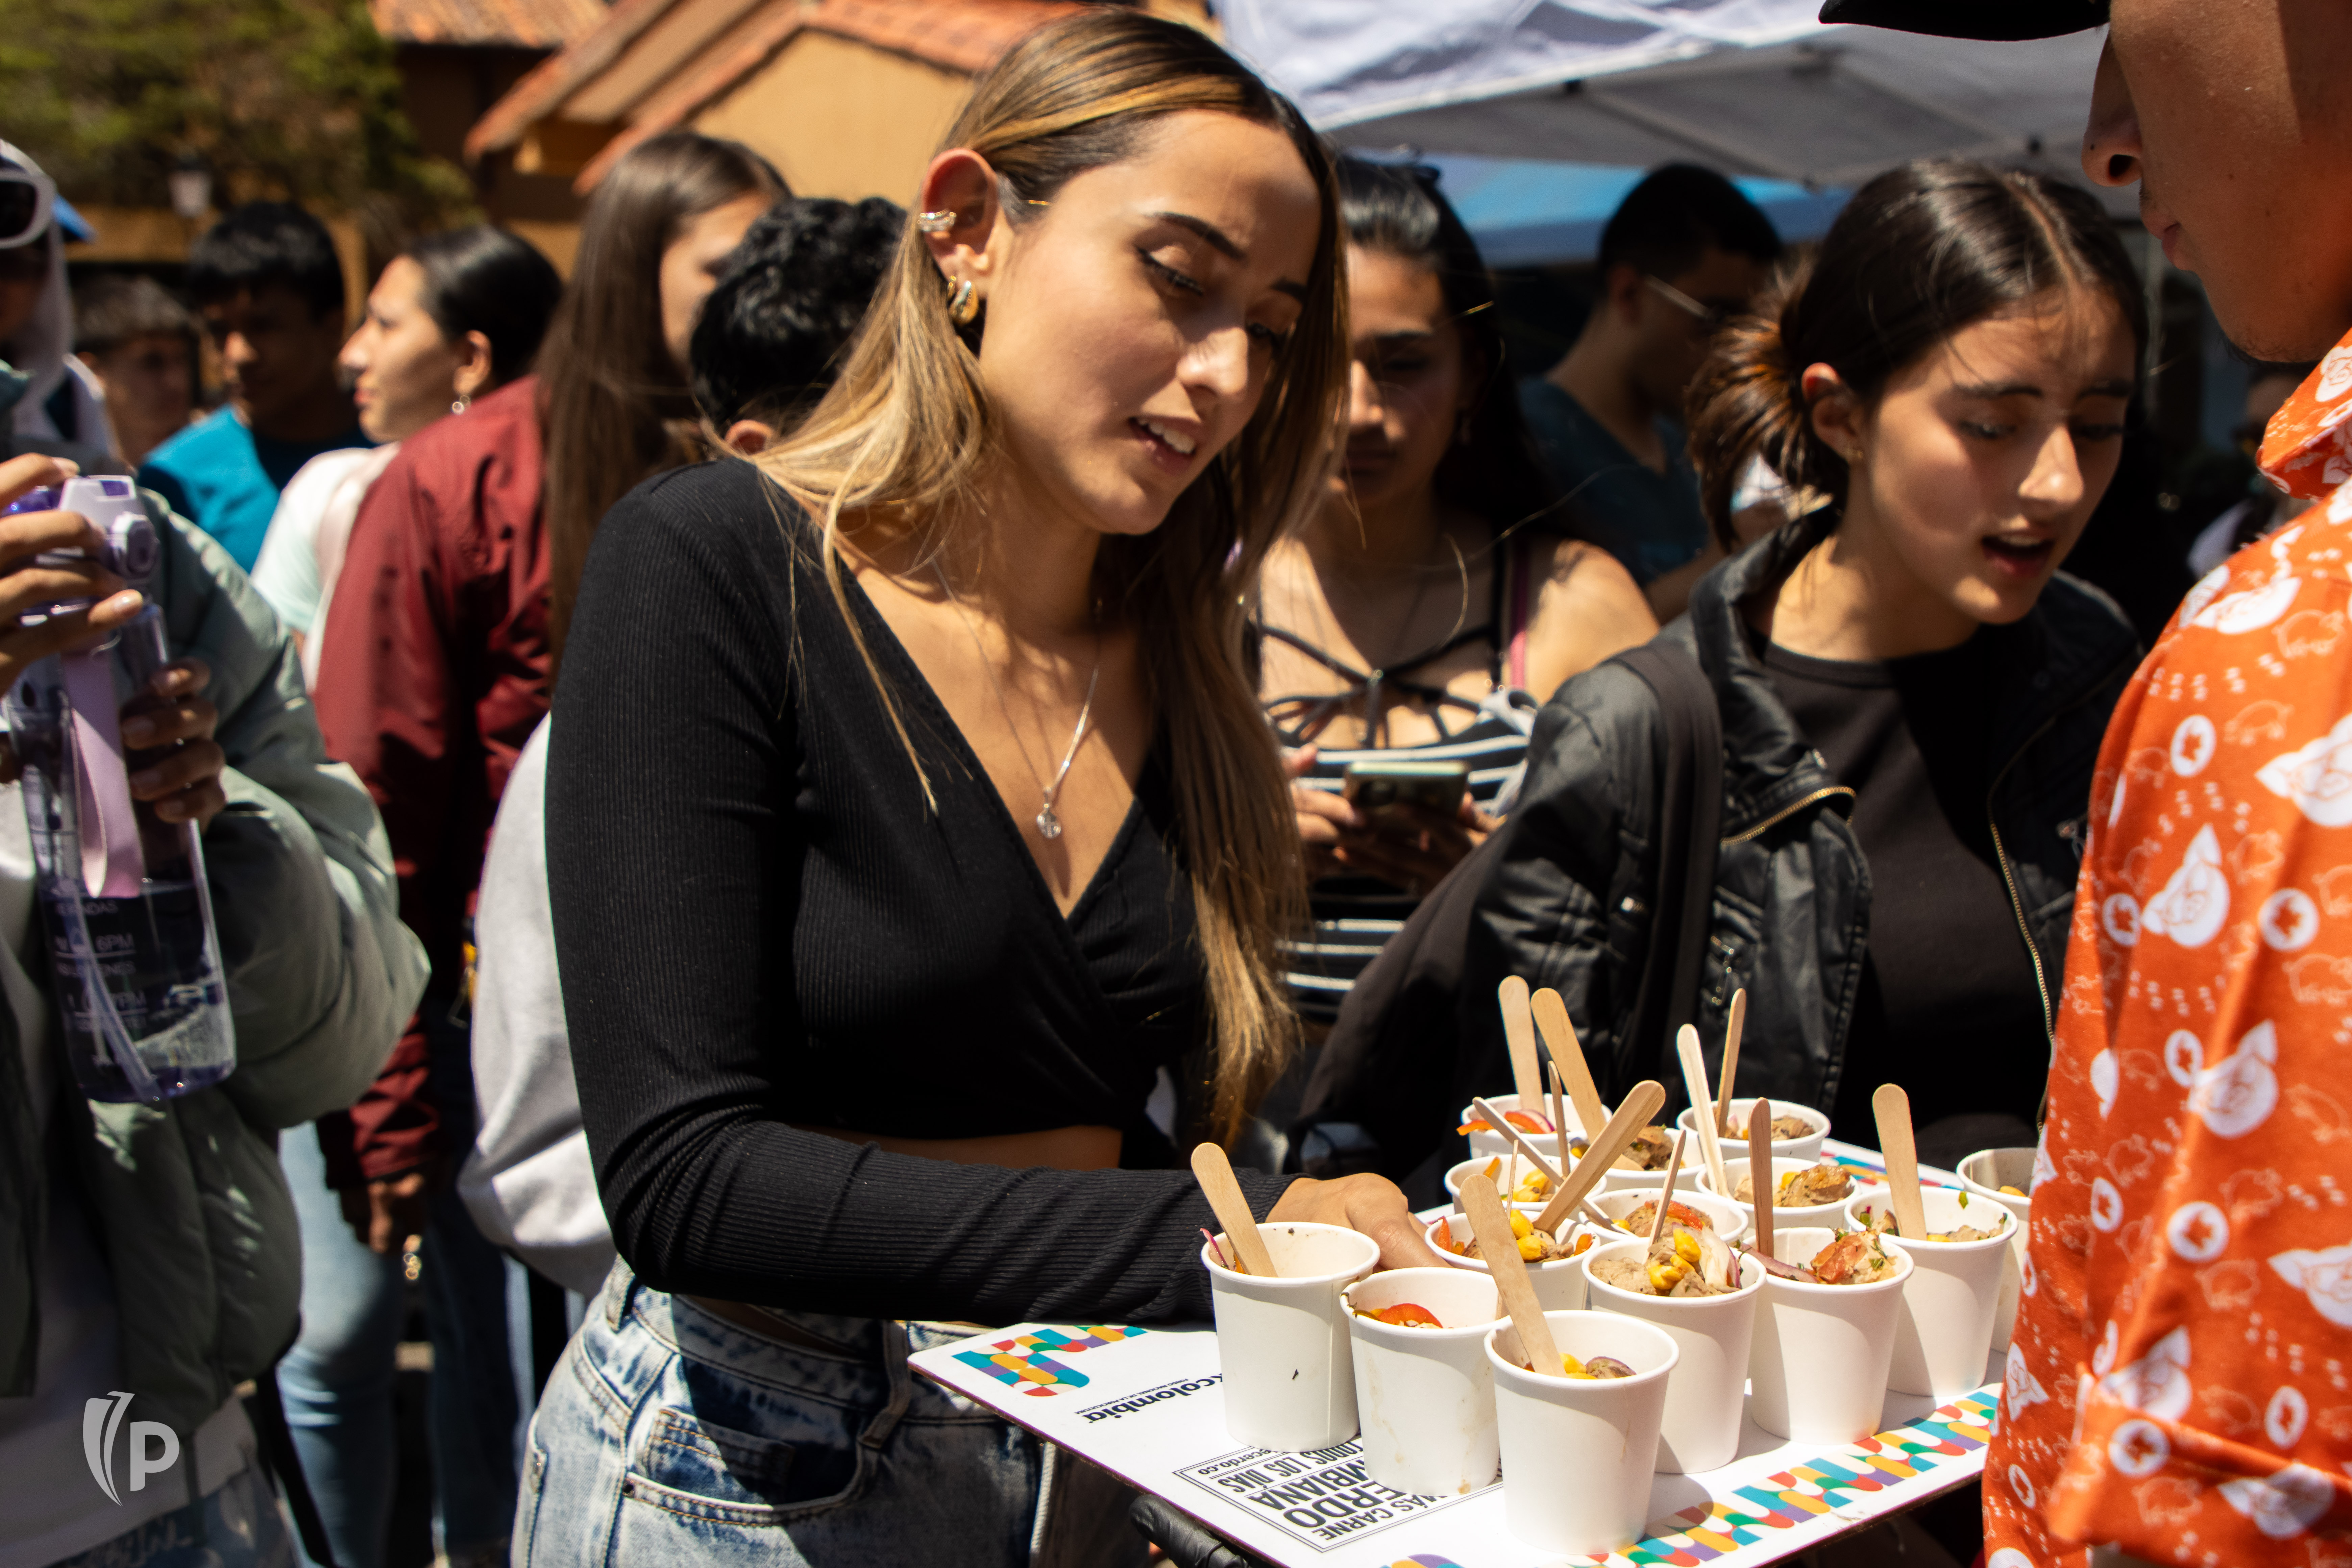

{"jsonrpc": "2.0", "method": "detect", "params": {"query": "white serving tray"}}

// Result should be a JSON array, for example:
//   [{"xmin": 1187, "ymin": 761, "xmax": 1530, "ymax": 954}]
[{"xmin": 910, "ymin": 1140, "xmax": 1998, "ymax": 1567}]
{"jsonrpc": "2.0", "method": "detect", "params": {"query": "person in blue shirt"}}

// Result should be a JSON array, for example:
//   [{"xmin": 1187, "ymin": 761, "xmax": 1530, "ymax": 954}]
[
  {"xmin": 1521, "ymin": 165, "xmax": 1780, "ymax": 621},
  {"xmin": 140, "ymin": 202, "xmax": 365, "ymax": 569}
]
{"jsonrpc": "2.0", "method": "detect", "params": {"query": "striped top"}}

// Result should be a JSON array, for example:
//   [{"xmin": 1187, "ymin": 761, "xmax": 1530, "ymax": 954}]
[{"xmin": 1259, "ymin": 535, "xmax": 1542, "ymax": 1023}]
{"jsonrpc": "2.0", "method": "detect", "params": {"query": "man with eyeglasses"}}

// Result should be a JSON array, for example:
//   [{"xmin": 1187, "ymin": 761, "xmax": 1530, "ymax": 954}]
[
  {"xmin": 1520, "ymin": 163, "xmax": 1781, "ymax": 623},
  {"xmin": 0, "ymin": 143, "xmax": 115, "ymax": 459}
]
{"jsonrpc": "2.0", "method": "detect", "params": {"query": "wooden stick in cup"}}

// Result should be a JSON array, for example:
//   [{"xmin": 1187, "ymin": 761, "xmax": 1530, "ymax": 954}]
[
  {"xmin": 1531, "ymin": 986, "xmax": 1609, "ymax": 1138},
  {"xmin": 1746, "ymin": 1097, "xmax": 1774, "ymax": 1264},
  {"xmin": 1872, "ymin": 1083, "xmax": 1928, "ymax": 1241},
  {"xmin": 1473, "ymin": 1097, "xmax": 1562, "ymax": 1187},
  {"xmin": 1533, "ymin": 1079, "xmax": 1667, "ymax": 1234},
  {"xmin": 1460, "ymin": 1170, "xmax": 1564, "ymax": 1378},
  {"xmin": 1714, "ymin": 989, "xmax": 1747, "ymax": 1136},
  {"xmin": 1545, "ymin": 1065, "xmax": 1622, "ymax": 1231},
  {"xmin": 1498, "ymin": 976, "xmax": 1544, "ymax": 1110},
  {"xmin": 1190, "ymin": 1143, "xmax": 1278, "ymax": 1277},
  {"xmin": 1477, "ymin": 1091, "xmax": 1627, "ymax": 1241},
  {"xmin": 1646, "ymin": 1128, "xmax": 1690, "ymax": 1251},
  {"xmin": 1676, "ymin": 1025, "xmax": 1733, "ymax": 1200}
]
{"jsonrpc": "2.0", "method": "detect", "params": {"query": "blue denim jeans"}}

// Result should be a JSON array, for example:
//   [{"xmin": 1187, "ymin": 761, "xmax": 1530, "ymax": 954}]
[
  {"xmin": 51, "ymin": 1460, "xmax": 294, "ymax": 1567},
  {"xmin": 516, "ymin": 1265, "xmax": 1059, "ymax": 1567},
  {"xmin": 276, "ymin": 1124, "xmax": 406, "ymax": 1568}
]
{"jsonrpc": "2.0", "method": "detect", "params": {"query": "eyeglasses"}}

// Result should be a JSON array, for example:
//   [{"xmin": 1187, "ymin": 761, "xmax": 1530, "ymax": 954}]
[
  {"xmin": 0, "ymin": 166, "xmax": 55, "ymax": 252},
  {"xmin": 1645, "ymin": 274, "xmax": 1737, "ymax": 333}
]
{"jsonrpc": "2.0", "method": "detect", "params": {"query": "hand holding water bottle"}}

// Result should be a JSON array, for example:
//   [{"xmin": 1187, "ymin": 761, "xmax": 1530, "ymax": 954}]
[
  {"xmin": 0, "ymin": 454, "xmax": 225, "ymax": 828},
  {"xmin": 0, "ymin": 452, "xmax": 237, "ymax": 1102}
]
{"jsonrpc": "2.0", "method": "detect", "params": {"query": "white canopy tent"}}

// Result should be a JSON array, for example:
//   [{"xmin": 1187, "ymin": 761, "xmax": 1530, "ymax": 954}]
[{"xmin": 1221, "ymin": 1, "xmax": 2113, "ymax": 204}]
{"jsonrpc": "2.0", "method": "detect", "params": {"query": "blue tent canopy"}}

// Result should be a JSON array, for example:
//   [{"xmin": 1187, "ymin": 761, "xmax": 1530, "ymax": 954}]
[{"xmin": 1419, "ymin": 155, "xmax": 1849, "ymax": 268}]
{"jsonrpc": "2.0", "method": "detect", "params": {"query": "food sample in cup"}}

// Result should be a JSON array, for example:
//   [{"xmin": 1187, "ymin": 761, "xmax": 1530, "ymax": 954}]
[
  {"xmin": 1459, "ymin": 1107, "xmax": 1555, "ymax": 1136},
  {"xmin": 1461, "ymin": 1155, "xmax": 1551, "ymax": 1205},
  {"xmin": 1809, "ymin": 1229, "xmax": 1903, "ymax": 1284},
  {"xmin": 1859, "ymin": 1206, "xmax": 2001, "ymax": 1243},
  {"xmin": 1533, "ymin": 1349, "xmax": 1635, "ymax": 1379},
  {"xmin": 1765, "ymin": 1113, "xmax": 1812, "ymax": 1140},
  {"xmin": 1571, "ymin": 1124, "xmax": 1674, "ymax": 1170},
  {"xmin": 1590, "ymin": 1226, "xmax": 1738, "ymax": 1298},
  {"xmin": 1437, "ymin": 1207, "xmax": 1591, "ymax": 1263},
  {"xmin": 1999, "ymin": 1184, "xmax": 2026, "ymax": 1196},
  {"xmin": 1620, "ymin": 1197, "xmax": 1716, "ymax": 1234},
  {"xmin": 1354, "ymin": 1301, "xmax": 1445, "ymax": 1328},
  {"xmin": 1735, "ymin": 1161, "xmax": 1855, "ymax": 1208}
]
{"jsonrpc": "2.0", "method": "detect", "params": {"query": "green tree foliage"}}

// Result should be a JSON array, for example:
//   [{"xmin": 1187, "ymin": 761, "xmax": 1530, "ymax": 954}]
[{"xmin": 0, "ymin": 0, "xmax": 474, "ymax": 249}]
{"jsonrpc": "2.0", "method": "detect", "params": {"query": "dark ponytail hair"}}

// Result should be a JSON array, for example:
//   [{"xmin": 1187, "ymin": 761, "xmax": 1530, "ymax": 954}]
[
  {"xmin": 1335, "ymin": 158, "xmax": 1568, "ymax": 537},
  {"xmin": 404, "ymin": 225, "xmax": 562, "ymax": 387},
  {"xmin": 1686, "ymin": 159, "xmax": 2148, "ymax": 553}
]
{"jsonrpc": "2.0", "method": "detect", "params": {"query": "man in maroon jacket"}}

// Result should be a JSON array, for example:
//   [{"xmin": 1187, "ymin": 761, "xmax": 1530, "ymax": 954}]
[{"xmin": 310, "ymin": 370, "xmax": 550, "ymax": 1566}]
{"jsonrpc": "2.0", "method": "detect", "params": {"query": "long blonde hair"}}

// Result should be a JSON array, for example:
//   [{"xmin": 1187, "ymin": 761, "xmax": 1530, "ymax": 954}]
[{"xmin": 758, "ymin": 10, "xmax": 1346, "ymax": 1142}]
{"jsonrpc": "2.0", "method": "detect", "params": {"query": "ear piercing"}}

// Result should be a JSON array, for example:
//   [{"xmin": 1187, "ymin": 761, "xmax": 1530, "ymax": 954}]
[
  {"xmin": 947, "ymin": 277, "xmax": 980, "ymax": 324},
  {"xmin": 917, "ymin": 209, "xmax": 956, "ymax": 234}
]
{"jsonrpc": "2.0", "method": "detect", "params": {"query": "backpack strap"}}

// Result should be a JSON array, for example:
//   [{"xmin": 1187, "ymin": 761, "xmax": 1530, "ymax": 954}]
[{"xmin": 1611, "ymin": 639, "xmax": 1726, "ymax": 1081}]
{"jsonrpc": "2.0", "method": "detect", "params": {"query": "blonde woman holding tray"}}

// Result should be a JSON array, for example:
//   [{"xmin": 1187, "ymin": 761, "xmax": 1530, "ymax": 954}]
[{"xmin": 524, "ymin": 14, "xmax": 1439, "ymax": 1566}]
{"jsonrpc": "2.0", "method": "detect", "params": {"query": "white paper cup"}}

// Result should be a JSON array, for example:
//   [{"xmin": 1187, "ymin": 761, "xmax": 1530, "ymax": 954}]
[
  {"xmin": 1458, "ymin": 1094, "xmax": 1571, "ymax": 1161},
  {"xmin": 1201, "ymin": 1222, "xmax": 1381, "ymax": 1451},
  {"xmin": 1746, "ymin": 1225, "xmax": 1914, "ymax": 1442},
  {"xmin": 1444, "ymin": 1155, "xmax": 1561, "ymax": 1215},
  {"xmin": 1591, "ymin": 1187, "xmax": 1750, "ymax": 1247},
  {"xmin": 1675, "ymin": 1098, "xmax": 1830, "ymax": 1164},
  {"xmin": 1580, "ymin": 1239, "xmax": 1764, "ymax": 1474},
  {"xmin": 1342, "ymin": 1268, "xmax": 1504, "ymax": 1497},
  {"xmin": 1484, "ymin": 1310, "xmax": 1676, "ymax": 1554},
  {"xmin": 1701, "ymin": 1155, "xmax": 1872, "ymax": 1232},
  {"xmin": 1600, "ymin": 1160, "xmax": 1709, "ymax": 1197},
  {"xmin": 1845, "ymin": 1188, "xmax": 2013, "ymax": 1399},
  {"xmin": 1956, "ymin": 1147, "xmax": 2036, "ymax": 1352},
  {"xmin": 1426, "ymin": 1212, "xmax": 1595, "ymax": 1311}
]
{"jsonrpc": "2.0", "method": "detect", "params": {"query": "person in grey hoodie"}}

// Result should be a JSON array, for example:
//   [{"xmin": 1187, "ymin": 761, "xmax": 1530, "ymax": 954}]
[
  {"xmin": 0, "ymin": 444, "xmax": 425, "ymax": 1567},
  {"xmin": 0, "ymin": 143, "xmax": 114, "ymax": 458}
]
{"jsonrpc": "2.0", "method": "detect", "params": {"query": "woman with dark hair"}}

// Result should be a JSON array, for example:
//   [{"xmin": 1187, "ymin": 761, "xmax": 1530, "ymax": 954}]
[
  {"xmin": 537, "ymin": 132, "xmax": 785, "ymax": 660},
  {"xmin": 1466, "ymin": 158, "xmax": 2146, "ymax": 1179},
  {"xmin": 302, "ymin": 133, "xmax": 779, "ymax": 1568},
  {"xmin": 251, "ymin": 224, "xmax": 558, "ymax": 1568},
  {"xmin": 1255, "ymin": 157, "xmax": 1655, "ymax": 1027},
  {"xmin": 252, "ymin": 224, "xmax": 560, "ymax": 681}
]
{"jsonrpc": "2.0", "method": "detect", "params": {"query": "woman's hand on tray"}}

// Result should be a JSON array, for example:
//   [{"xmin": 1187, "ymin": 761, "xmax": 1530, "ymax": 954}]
[{"xmin": 1271, "ymin": 1172, "xmax": 1448, "ymax": 1271}]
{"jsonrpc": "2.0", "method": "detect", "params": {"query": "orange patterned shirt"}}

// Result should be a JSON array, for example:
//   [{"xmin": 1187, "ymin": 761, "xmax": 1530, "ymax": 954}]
[{"xmin": 1985, "ymin": 342, "xmax": 2352, "ymax": 1567}]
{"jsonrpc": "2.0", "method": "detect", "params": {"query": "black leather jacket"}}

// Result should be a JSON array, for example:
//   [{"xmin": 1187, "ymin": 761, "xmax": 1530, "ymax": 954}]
[{"xmin": 1463, "ymin": 521, "xmax": 2138, "ymax": 1113}]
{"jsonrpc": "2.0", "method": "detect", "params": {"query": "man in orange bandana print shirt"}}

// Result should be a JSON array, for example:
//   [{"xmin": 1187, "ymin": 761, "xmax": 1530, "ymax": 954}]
[{"xmin": 1818, "ymin": 0, "xmax": 2352, "ymax": 1563}]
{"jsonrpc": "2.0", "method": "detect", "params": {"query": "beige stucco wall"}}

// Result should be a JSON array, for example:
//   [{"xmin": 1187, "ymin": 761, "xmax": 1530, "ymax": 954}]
[{"xmin": 689, "ymin": 30, "xmax": 972, "ymax": 205}]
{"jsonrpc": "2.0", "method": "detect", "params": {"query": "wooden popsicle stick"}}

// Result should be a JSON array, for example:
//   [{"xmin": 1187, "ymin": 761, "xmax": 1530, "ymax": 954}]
[
  {"xmin": 1676, "ymin": 1025, "xmax": 1733, "ymax": 1201},
  {"xmin": 1534, "ymin": 1079, "xmax": 1666, "ymax": 1234},
  {"xmin": 1647, "ymin": 1129, "xmax": 1689, "ymax": 1250},
  {"xmin": 1715, "ymin": 989, "xmax": 1747, "ymax": 1136},
  {"xmin": 1460, "ymin": 1171, "xmax": 1564, "ymax": 1378},
  {"xmin": 1190, "ymin": 1143, "xmax": 1279, "ymax": 1277},
  {"xmin": 1546, "ymin": 1065, "xmax": 1624, "ymax": 1232},
  {"xmin": 1473, "ymin": 1096, "xmax": 1563, "ymax": 1187},
  {"xmin": 1531, "ymin": 987, "xmax": 1609, "ymax": 1138},
  {"xmin": 1498, "ymin": 976, "xmax": 1543, "ymax": 1110},
  {"xmin": 1873, "ymin": 1083, "xmax": 1928, "ymax": 1242},
  {"xmin": 1746, "ymin": 1097, "xmax": 1774, "ymax": 1264}
]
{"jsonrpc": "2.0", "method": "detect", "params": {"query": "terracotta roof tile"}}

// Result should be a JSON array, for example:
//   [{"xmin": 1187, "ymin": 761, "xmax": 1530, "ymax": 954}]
[
  {"xmin": 571, "ymin": 0, "xmax": 1081, "ymax": 187},
  {"xmin": 372, "ymin": 0, "xmax": 607, "ymax": 48},
  {"xmin": 470, "ymin": 0, "xmax": 1084, "ymax": 171}
]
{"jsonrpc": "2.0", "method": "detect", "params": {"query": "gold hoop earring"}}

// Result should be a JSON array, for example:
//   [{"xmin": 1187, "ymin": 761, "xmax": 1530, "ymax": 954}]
[
  {"xmin": 947, "ymin": 277, "xmax": 980, "ymax": 325},
  {"xmin": 917, "ymin": 209, "xmax": 955, "ymax": 235}
]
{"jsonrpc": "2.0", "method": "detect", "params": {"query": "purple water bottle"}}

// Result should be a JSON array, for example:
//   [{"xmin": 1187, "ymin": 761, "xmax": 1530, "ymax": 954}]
[{"xmin": 4, "ymin": 475, "xmax": 234, "ymax": 1101}]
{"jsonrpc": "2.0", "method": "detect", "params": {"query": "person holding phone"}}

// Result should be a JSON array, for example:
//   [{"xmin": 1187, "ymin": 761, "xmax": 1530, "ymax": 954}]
[{"xmin": 1254, "ymin": 157, "xmax": 1656, "ymax": 1030}]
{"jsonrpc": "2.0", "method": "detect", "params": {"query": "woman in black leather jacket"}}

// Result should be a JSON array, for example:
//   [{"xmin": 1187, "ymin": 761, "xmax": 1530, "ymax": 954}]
[{"xmin": 1464, "ymin": 160, "xmax": 2149, "ymax": 1166}]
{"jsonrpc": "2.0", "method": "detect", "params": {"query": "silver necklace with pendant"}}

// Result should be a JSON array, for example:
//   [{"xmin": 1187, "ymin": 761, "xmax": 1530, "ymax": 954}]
[{"xmin": 933, "ymin": 563, "xmax": 1100, "ymax": 840}]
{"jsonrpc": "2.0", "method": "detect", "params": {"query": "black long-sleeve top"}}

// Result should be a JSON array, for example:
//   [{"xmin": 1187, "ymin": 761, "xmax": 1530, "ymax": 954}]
[{"xmin": 547, "ymin": 459, "xmax": 1293, "ymax": 1323}]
